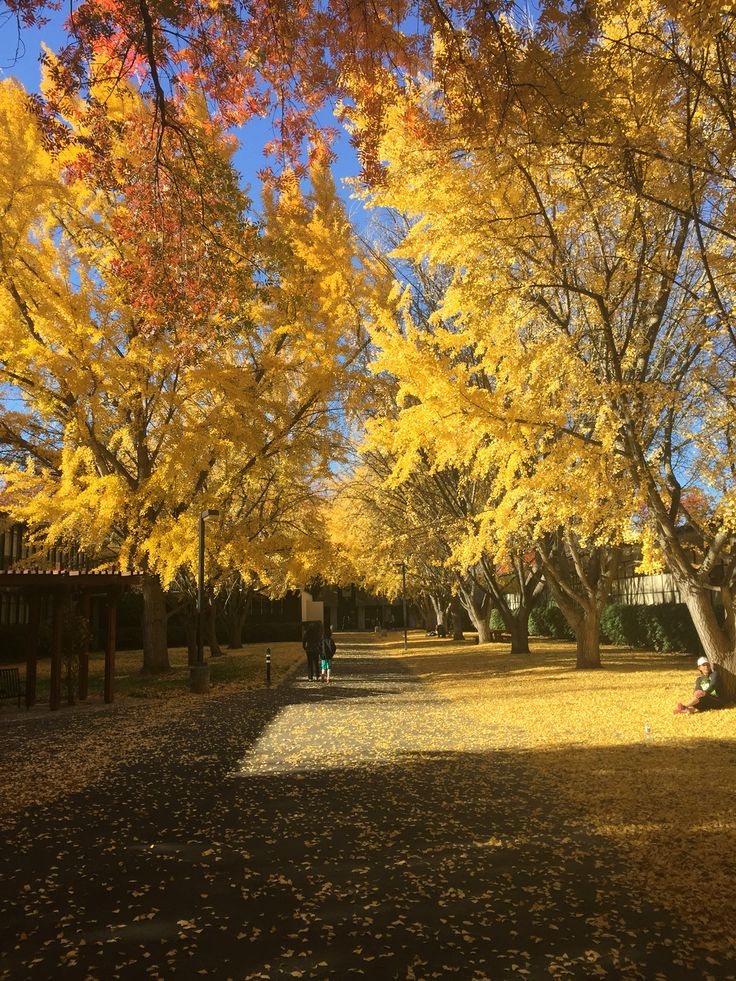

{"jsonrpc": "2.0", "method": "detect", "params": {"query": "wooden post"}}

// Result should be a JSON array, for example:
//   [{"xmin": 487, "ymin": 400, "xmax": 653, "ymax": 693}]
[
  {"xmin": 78, "ymin": 593, "xmax": 91, "ymax": 702},
  {"xmin": 49, "ymin": 592, "xmax": 63, "ymax": 711},
  {"xmin": 104, "ymin": 593, "xmax": 117, "ymax": 704},
  {"xmin": 24, "ymin": 592, "xmax": 40, "ymax": 709}
]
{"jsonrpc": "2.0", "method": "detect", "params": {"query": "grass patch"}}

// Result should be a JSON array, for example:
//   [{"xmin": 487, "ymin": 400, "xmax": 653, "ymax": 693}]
[
  {"xmin": 402, "ymin": 635, "xmax": 736, "ymax": 952},
  {"xmin": 208, "ymin": 643, "xmax": 303, "ymax": 690},
  {"xmin": 3, "ymin": 642, "xmax": 304, "ymax": 704}
]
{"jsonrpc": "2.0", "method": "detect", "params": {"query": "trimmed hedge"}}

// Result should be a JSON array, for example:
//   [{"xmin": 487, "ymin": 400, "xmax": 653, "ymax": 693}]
[
  {"xmin": 489, "ymin": 608, "xmax": 505, "ymax": 631},
  {"xmin": 599, "ymin": 604, "xmax": 647, "ymax": 648},
  {"xmin": 528, "ymin": 600, "xmax": 701, "ymax": 654},
  {"xmin": 529, "ymin": 603, "xmax": 575, "ymax": 641},
  {"xmin": 600, "ymin": 602, "xmax": 702, "ymax": 654}
]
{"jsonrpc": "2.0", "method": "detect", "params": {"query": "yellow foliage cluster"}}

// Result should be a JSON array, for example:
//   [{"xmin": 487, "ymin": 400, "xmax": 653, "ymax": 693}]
[
  {"xmin": 0, "ymin": 77, "xmax": 377, "ymax": 597},
  {"xmin": 331, "ymin": 1, "xmax": 736, "ymax": 676}
]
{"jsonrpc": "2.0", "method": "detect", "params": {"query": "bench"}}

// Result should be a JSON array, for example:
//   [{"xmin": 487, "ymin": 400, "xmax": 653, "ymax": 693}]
[{"xmin": 0, "ymin": 667, "xmax": 25, "ymax": 708}]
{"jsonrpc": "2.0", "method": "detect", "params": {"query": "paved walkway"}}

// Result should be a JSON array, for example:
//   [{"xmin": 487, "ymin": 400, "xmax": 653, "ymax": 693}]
[{"xmin": 1, "ymin": 641, "xmax": 734, "ymax": 979}]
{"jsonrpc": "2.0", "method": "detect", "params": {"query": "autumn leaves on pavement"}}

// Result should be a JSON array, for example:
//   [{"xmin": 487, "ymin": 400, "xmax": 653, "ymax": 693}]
[{"xmin": 1, "ymin": 637, "xmax": 735, "ymax": 979}]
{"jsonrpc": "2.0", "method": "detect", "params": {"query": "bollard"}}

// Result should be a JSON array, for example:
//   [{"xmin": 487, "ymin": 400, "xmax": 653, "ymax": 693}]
[{"xmin": 266, "ymin": 647, "xmax": 271, "ymax": 686}]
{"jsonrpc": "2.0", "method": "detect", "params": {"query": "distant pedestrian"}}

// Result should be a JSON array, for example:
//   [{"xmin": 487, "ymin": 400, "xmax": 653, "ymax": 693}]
[
  {"xmin": 674, "ymin": 656, "xmax": 724, "ymax": 714},
  {"xmin": 302, "ymin": 621, "xmax": 323, "ymax": 682},
  {"xmin": 321, "ymin": 624, "xmax": 337, "ymax": 683}
]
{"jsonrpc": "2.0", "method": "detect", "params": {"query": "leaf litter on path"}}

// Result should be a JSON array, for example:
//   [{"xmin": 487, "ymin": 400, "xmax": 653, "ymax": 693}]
[{"xmin": 1, "ymin": 636, "xmax": 734, "ymax": 978}]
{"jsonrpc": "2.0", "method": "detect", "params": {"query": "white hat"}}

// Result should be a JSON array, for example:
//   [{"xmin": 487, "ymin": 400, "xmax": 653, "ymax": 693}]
[{"xmin": 697, "ymin": 656, "xmax": 710, "ymax": 666}]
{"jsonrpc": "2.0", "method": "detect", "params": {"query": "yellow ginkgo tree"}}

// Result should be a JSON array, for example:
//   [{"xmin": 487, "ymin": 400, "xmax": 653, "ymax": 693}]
[
  {"xmin": 0, "ymin": 77, "xmax": 373, "ymax": 671},
  {"xmin": 339, "ymin": 2, "xmax": 736, "ymax": 686}
]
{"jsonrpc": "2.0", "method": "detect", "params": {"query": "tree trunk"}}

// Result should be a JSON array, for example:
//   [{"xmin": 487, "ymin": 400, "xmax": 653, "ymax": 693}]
[
  {"xmin": 224, "ymin": 583, "xmax": 251, "ymax": 649},
  {"xmin": 477, "ymin": 551, "xmax": 537, "ymax": 654},
  {"xmin": 142, "ymin": 573, "xmax": 170, "ymax": 672},
  {"xmin": 683, "ymin": 588, "xmax": 736, "ymax": 701},
  {"xmin": 508, "ymin": 611, "xmax": 530, "ymax": 654},
  {"xmin": 418, "ymin": 594, "xmax": 435, "ymax": 630},
  {"xmin": 575, "ymin": 611, "xmax": 602, "ymax": 669},
  {"xmin": 476, "ymin": 617, "xmax": 492, "ymax": 644},
  {"xmin": 462, "ymin": 599, "xmax": 484, "ymax": 639},
  {"xmin": 535, "ymin": 537, "xmax": 617, "ymax": 670},
  {"xmin": 207, "ymin": 598, "xmax": 223, "ymax": 658},
  {"xmin": 226, "ymin": 604, "xmax": 245, "ymax": 649},
  {"xmin": 457, "ymin": 583, "xmax": 492, "ymax": 643},
  {"xmin": 430, "ymin": 594, "xmax": 444, "ymax": 631},
  {"xmin": 450, "ymin": 594, "xmax": 465, "ymax": 641}
]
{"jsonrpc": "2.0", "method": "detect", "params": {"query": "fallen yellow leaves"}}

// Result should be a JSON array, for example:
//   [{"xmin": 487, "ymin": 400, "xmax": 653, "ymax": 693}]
[
  {"xmin": 0, "ymin": 643, "xmax": 303, "ymax": 819},
  {"xmin": 0, "ymin": 697, "xmax": 192, "ymax": 819},
  {"xmin": 406, "ymin": 637, "xmax": 736, "ymax": 952}
]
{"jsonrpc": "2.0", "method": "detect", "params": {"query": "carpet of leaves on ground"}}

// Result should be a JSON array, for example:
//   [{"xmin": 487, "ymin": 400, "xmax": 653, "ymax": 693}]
[
  {"xmin": 404, "ymin": 636, "xmax": 736, "ymax": 955},
  {"xmin": 0, "ymin": 643, "xmax": 302, "ymax": 819},
  {"xmin": 1, "ymin": 636, "xmax": 735, "ymax": 980}
]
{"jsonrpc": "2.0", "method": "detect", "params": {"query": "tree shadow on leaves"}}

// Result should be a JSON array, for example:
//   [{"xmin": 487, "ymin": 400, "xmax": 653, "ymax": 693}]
[{"xmin": 3, "ymin": 728, "xmax": 735, "ymax": 979}]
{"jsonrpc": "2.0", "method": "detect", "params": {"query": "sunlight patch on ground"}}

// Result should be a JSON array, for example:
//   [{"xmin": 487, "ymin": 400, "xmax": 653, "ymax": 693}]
[
  {"xmin": 404, "ymin": 635, "xmax": 736, "ymax": 953},
  {"xmin": 233, "ymin": 670, "xmax": 501, "ymax": 777}
]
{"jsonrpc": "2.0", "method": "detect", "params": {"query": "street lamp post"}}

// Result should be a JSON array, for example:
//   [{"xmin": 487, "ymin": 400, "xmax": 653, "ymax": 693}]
[
  {"xmin": 191, "ymin": 508, "xmax": 219, "ymax": 693},
  {"xmin": 396, "ymin": 561, "xmax": 408, "ymax": 652},
  {"xmin": 401, "ymin": 562, "xmax": 408, "ymax": 652}
]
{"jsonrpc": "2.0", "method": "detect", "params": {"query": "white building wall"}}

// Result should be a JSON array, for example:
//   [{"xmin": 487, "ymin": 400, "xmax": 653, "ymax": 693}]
[
  {"xmin": 301, "ymin": 591, "xmax": 324, "ymax": 623},
  {"xmin": 610, "ymin": 573, "xmax": 684, "ymax": 606}
]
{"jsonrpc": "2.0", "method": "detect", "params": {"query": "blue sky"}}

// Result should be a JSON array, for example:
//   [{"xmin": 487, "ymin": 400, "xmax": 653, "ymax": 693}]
[{"xmin": 0, "ymin": 7, "xmax": 364, "ymax": 218}]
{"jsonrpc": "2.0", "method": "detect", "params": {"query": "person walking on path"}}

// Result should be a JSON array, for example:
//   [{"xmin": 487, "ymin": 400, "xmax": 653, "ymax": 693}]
[
  {"xmin": 674, "ymin": 656, "xmax": 723, "ymax": 714},
  {"xmin": 321, "ymin": 625, "xmax": 336, "ymax": 683},
  {"xmin": 302, "ymin": 621, "xmax": 324, "ymax": 682}
]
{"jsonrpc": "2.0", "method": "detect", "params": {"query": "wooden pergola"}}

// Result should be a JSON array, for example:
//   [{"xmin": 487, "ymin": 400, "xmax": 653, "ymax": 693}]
[{"xmin": 0, "ymin": 570, "xmax": 141, "ymax": 710}]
